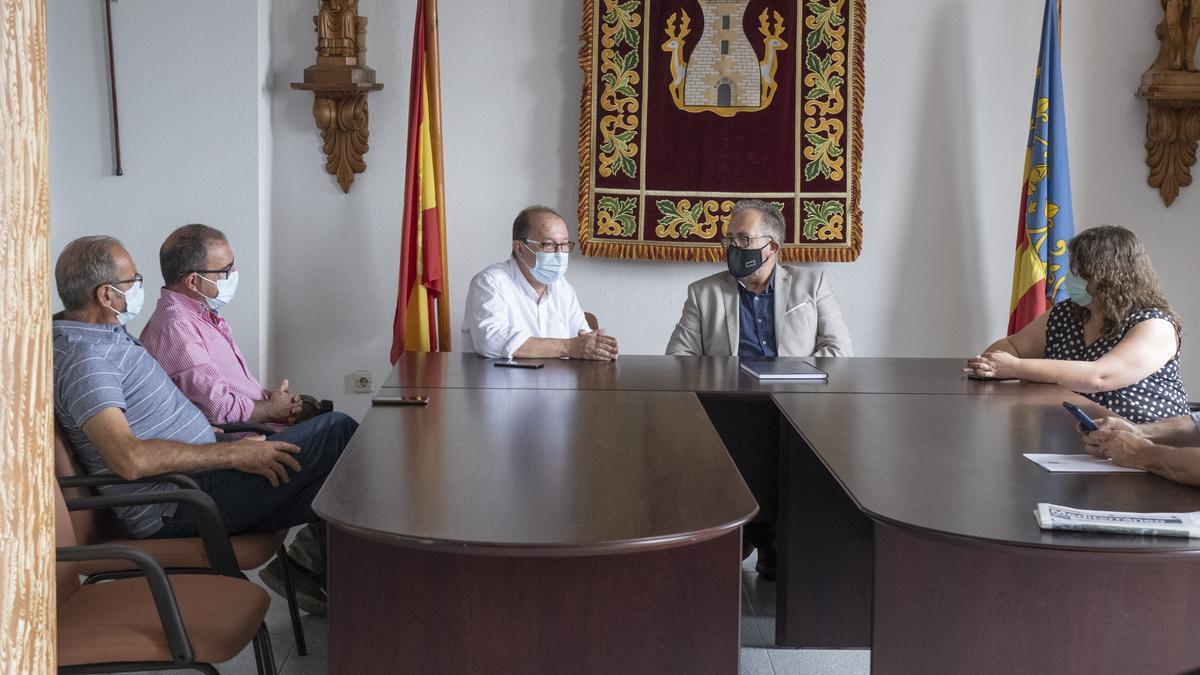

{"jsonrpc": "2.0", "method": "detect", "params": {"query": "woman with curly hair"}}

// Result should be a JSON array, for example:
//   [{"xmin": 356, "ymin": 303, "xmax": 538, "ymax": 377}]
[{"xmin": 966, "ymin": 225, "xmax": 1189, "ymax": 423}]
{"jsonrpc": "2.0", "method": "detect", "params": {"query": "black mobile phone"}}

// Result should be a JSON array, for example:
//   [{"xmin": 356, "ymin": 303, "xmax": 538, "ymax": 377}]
[
  {"xmin": 1062, "ymin": 401, "xmax": 1099, "ymax": 432},
  {"xmin": 494, "ymin": 360, "xmax": 544, "ymax": 369},
  {"xmin": 372, "ymin": 395, "xmax": 430, "ymax": 406}
]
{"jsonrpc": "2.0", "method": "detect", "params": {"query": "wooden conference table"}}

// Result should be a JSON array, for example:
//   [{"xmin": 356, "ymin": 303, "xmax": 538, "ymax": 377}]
[{"xmin": 314, "ymin": 354, "xmax": 1200, "ymax": 673}]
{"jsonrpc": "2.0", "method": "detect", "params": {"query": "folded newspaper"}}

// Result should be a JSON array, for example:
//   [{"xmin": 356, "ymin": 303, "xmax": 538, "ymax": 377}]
[{"xmin": 1036, "ymin": 503, "xmax": 1200, "ymax": 539}]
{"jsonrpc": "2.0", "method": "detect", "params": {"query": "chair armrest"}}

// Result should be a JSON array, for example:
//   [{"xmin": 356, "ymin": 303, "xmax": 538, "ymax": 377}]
[
  {"xmin": 59, "ymin": 472, "xmax": 200, "ymax": 490},
  {"xmin": 65, "ymin": 489, "xmax": 240, "ymax": 576},
  {"xmin": 216, "ymin": 422, "xmax": 277, "ymax": 436},
  {"xmin": 57, "ymin": 544, "xmax": 195, "ymax": 665}
]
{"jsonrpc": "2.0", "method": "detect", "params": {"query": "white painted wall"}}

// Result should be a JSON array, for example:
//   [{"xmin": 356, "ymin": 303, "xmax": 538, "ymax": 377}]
[
  {"xmin": 50, "ymin": 1, "xmax": 1200, "ymax": 424},
  {"xmin": 258, "ymin": 0, "xmax": 275, "ymax": 379},
  {"xmin": 267, "ymin": 0, "xmax": 1200, "ymax": 421},
  {"xmin": 46, "ymin": 0, "xmax": 264, "ymax": 369}
]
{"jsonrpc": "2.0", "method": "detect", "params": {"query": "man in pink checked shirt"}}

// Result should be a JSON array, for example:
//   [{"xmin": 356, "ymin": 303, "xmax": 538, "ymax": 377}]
[{"xmin": 141, "ymin": 223, "xmax": 357, "ymax": 616}]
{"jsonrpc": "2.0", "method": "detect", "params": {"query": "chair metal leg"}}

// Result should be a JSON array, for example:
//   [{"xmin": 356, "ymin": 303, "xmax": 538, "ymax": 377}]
[
  {"xmin": 276, "ymin": 545, "xmax": 309, "ymax": 655},
  {"xmin": 193, "ymin": 664, "xmax": 220, "ymax": 674},
  {"xmin": 252, "ymin": 623, "xmax": 277, "ymax": 675},
  {"xmin": 251, "ymin": 630, "xmax": 264, "ymax": 675}
]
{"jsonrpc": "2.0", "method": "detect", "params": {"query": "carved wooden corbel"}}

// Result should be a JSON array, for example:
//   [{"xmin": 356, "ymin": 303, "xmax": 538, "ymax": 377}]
[
  {"xmin": 1137, "ymin": 0, "xmax": 1200, "ymax": 207},
  {"xmin": 291, "ymin": 1, "xmax": 383, "ymax": 193}
]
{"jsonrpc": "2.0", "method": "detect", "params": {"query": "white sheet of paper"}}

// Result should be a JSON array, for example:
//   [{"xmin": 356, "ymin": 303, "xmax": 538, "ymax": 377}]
[{"xmin": 1024, "ymin": 453, "xmax": 1146, "ymax": 473}]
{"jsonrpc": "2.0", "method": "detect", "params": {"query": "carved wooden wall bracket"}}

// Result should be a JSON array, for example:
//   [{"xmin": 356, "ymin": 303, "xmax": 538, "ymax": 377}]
[
  {"xmin": 1137, "ymin": 2, "xmax": 1200, "ymax": 207},
  {"xmin": 291, "ymin": 1, "xmax": 383, "ymax": 193}
]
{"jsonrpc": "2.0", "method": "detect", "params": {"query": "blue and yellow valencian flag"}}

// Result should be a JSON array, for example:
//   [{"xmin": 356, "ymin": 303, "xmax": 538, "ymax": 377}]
[{"xmin": 1008, "ymin": 0, "xmax": 1074, "ymax": 335}]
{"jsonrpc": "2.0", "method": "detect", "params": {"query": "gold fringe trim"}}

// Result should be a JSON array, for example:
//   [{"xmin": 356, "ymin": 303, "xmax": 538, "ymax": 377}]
[
  {"xmin": 577, "ymin": 0, "xmax": 596, "ymax": 252},
  {"xmin": 577, "ymin": 0, "xmax": 867, "ymax": 264},
  {"xmin": 843, "ymin": 0, "xmax": 866, "ymax": 263}
]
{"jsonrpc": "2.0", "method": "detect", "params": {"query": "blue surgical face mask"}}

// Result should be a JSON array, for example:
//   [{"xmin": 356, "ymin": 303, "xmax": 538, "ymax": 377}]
[
  {"xmin": 106, "ymin": 282, "xmax": 144, "ymax": 326},
  {"xmin": 195, "ymin": 269, "xmax": 239, "ymax": 312},
  {"xmin": 522, "ymin": 246, "xmax": 569, "ymax": 285},
  {"xmin": 1065, "ymin": 272, "xmax": 1093, "ymax": 306}
]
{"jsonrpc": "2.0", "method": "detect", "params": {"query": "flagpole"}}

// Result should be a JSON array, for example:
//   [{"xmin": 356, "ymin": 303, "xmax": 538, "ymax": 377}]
[
  {"xmin": 1057, "ymin": 0, "xmax": 1062, "ymax": 43},
  {"xmin": 424, "ymin": 0, "xmax": 452, "ymax": 351}
]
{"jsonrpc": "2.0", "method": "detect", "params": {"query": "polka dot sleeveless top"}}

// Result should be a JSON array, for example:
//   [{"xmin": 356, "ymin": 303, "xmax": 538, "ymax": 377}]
[{"xmin": 1044, "ymin": 301, "xmax": 1190, "ymax": 423}]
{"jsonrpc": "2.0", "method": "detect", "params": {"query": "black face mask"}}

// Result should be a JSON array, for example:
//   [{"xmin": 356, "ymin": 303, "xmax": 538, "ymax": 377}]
[{"xmin": 726, "ymin": 243, "xmax": 771, "ymax": 279}]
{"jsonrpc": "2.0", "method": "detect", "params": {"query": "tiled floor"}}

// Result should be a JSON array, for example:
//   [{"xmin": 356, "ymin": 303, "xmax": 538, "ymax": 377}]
[
  {"xmin": 129, "ymin": 552, "xmax": 870, "ymax": 674},
  {"xmin": 738, "ymin": 552, "xmax": 870, "ymax": 675}
]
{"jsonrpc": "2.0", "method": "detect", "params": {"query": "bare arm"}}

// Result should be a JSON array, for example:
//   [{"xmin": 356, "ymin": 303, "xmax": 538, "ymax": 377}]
[
  {"xmin": 82, "ymin": 407, "xmax": 302, "ymax": 486},
  {"xmin": 1088, "ymin": 414, "xmax": 1200, "ymax": 447},
  {"xmin": 1084, "ymin": 430, "xmax": 1200, "ymax": 487},
  {"xmin": 987, "ymin": 310, "xmax": 1050, "ymax": 358},
  {"xmin": 964, "ymin": 312, "xmax": 1049, "ymax": 378},
  {"xmin": 995, "ymin": 319, "xmax": 1177, "ymax": 392},
  {"xmin": 513, "ymin": 337, "xmax": 571, "ymax": 358},
  {"xmin": 249, "ymin": 378, "xmax": 302, "ymax": 424},
  {"xmin": 1136, "ymin": 444, "xmax": 1200, "ymax": 487},
  {"xmin": 513, "ymin": 330, "xmax": 619, "ymax": 361}
]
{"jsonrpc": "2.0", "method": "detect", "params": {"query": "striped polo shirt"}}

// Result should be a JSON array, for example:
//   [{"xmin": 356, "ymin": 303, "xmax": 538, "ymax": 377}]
[{"xmin": 53, "ymin": 319, "xmax": 216, "ymax": 537}]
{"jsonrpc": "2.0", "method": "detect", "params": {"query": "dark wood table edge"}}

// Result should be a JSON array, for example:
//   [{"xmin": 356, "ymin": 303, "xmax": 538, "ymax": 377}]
[
  {"xmin": 864, "ymin": 513, "xmax": 1200, "ymax": 561},
  {"xmin": 381, "ymin": 355, "xmax": 1068, "ymax": 397},
  {"xmin": 315, "ymin": 512, "xmax": 757, "ymax": 558},
  {"xmin": 771, "ymin": 392, "xmax": 1200, "ymax": 556}
]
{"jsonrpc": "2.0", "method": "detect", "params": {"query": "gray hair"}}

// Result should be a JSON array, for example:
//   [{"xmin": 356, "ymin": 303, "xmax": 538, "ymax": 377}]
[
  {"xmin": 160, "ymin": 224, "xmax": 227, "ymax": 285},
  {"xmin": 55, "ymin": 236, "xmax": 123, "ymax": 311},
  {"xmin": 731, "ymin": 200, "xmax": 786, "ymax": 243},
  {"xmin": 512, "ymin": 205, "xmax": 563, "ymax": 241}
]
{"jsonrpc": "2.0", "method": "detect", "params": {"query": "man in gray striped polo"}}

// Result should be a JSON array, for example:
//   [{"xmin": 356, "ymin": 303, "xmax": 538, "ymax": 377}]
[{"xmin": 52, "ymin": 236, "xmax": 356, "ymax": 615}]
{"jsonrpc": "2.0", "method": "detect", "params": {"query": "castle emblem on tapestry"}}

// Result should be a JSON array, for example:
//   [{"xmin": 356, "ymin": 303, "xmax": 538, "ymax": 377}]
[
  {"xmin": 663, "ymin": 2, "xmax": 787, "ymax": 116},
  {"xmin": 579, "ymin": 0, "xmax": 866, "ymax": 263}
]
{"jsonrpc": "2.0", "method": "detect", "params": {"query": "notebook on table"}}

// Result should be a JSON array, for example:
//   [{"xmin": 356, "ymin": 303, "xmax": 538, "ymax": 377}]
[{"xmin": 739, "ymin": 358, "xmax": 828, "ymax": 380}]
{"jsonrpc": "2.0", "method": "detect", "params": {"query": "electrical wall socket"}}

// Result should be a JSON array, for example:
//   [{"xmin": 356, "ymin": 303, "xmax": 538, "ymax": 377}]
[{"xmin": 352, "ymin": 370, "xmax": 373, "ymax": 393}]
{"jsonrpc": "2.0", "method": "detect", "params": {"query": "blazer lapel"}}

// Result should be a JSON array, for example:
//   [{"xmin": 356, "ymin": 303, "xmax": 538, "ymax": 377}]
[
  {"xmin": 774, "ymin": 264, "xmax": 789, "ymax": 328},
  {"xmin": 773, "ymin": 265, "xmax": 790, "ymax": 356},
  {"xmin": 722, "ymin": 273, "xmax": 739, "ymax": 354}
]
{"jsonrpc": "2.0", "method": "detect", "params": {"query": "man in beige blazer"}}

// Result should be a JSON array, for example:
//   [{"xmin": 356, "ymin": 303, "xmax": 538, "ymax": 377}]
[
  {"xmin": 665, "ymin": 199, "xmax": 853, "ymax": 580},
  {"xmin": 666, "ymin": 200, "xmax": 853, "ymax": 358}
]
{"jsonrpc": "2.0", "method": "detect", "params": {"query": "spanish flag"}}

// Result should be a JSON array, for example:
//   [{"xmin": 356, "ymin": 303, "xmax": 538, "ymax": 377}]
[
  {"xmin": 391, "ymin": 0, "xmax": 450, "ymax": 362},
  {"xmin": 1008, "ymin": 0, "xmax": 1074, "ymax": 335}
]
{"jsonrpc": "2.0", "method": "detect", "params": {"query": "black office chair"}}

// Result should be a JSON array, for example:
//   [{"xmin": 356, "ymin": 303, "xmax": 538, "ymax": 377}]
[
  {"xmin": 55, "ymin": 422, "xmax": 310, "ymax": 656},
  {"xmin": 56, "ymin": 471, "xmax": 277, "ymax": 673}
]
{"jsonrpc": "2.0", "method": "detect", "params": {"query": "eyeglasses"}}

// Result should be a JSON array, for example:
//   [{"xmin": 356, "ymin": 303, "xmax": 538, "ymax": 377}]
[
  {"xmin": 105, "ymin": 273, "xmax": 143, "ymax": 290},
  {"xmin": 720, "ymin": 234, "xmax": 774, "ymax": 249},
  {"xmin": 193, "ymin": 260, "xmax": 236, "ymax": 280},
  {"xmin": 520, "ymin": 239, "xmax": 576, "ymax": 254}
]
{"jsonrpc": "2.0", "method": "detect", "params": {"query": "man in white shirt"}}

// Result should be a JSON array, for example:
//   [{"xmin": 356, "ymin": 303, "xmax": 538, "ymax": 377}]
[{"xmin": 462, "ymin": 205, "xmax": 619, "ymax": 360}]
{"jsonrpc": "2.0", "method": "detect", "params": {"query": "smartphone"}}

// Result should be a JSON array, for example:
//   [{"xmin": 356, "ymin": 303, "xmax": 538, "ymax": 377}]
[
  {"xmin": 494, "ymin": 360, "xmax": 544, "ymax": 369},
  {"xmin": 1062, "ymin": 401, "xmax": 1099, "ymax": 432},
  {"xmin": 372, "ymin": 395, "xmax": 430, "ymax": 406}
]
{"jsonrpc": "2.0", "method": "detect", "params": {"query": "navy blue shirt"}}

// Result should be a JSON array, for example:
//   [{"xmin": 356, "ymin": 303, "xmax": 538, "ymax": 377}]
[{"xmin": 736, "ymin": 270, "xmax": 777, "ymax": 358}]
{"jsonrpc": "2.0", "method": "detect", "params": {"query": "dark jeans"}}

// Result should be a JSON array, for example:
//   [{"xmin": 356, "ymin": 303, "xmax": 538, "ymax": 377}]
[{"xmin": 152, "ymin": 411, "xmax": 358, "ymax": 539}]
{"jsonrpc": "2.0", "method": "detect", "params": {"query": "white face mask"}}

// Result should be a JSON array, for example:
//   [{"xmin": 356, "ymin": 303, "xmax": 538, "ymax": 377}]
[
  {"xmin": 520, "ymin": 243, "xmax": 570, "ymax": 284},
  {"xmin": 106, "ymin": 282, "xmax": 144, "ymax": 326},
  {"xmin": 1065, "ymin": 272, "xmax": 1092, "ymax": 307},
  {"xmin": 195, "ymin": 269, "xmax": 239, "ymax": 312},
  {"xmin": 529, "ymin": 252, "xmax": 568, "ymax": 284}
]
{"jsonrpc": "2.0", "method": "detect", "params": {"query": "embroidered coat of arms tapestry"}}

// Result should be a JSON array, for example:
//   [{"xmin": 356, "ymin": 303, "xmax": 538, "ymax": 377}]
[{"xmin": 578, "ymin": 0, "xmax": 865, "ymax": 262}]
